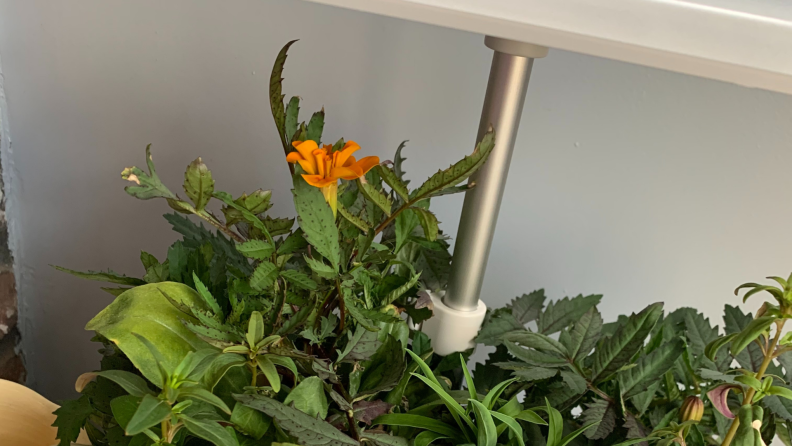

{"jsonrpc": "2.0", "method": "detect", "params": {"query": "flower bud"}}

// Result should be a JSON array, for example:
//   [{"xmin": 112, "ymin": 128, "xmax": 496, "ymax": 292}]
[{"xmin": 679, "ymin": 395, "xmax": 704, "ymax": 422}]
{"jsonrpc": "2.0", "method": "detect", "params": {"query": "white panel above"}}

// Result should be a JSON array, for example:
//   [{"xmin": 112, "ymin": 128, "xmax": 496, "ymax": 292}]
[{"xmin": 300, "ymin": 0, "xmax": 792, "ymax": 95}]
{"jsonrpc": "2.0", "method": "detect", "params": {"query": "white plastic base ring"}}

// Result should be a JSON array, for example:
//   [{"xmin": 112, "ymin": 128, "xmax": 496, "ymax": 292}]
[{"xmin": 420, "ymin": 292, "xmax": 487, "ymax": 356}]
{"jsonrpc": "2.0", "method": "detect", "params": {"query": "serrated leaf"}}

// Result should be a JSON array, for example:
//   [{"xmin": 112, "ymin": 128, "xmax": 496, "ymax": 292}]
[
  {"xmin": 53, "ymin": 395, "xmax": 93, "ymax": 446},
  {"xmin": 235, "ymin": 394, "xmax": 358, "ymax": 446},
  {"xmin": 629, "ymin": 381, "xmax": 660, "ymax": 415},
  {"xmin": 338, "ymin": 205, "xmax": 371, "ymax": 231},
  {"xmin": 411, "ymin": 129, "xmax": 495, "ymax": 202},
  {"xmin": 292, "ymin": 174, "xmax": 341, "ymax": 269},
  {"xmin": 684, "ymin": 311, "xmax": 719, "ymax": 357},
  {"xmin": 306, "ymin": 109, "xmax": 324, "ymax": 144},
  {"xmin": 214, "ymin": 191, "xmax": 273, "ymax": 241},
  {"xmin": 539, "ymin": 294, "xmax": 602, "ymax": 335},
  {"xmin": 511, "ymin": 290, "xmax": 546, "ymax": 324},
  {"xmin": 511, "ymin": 366, "xmax": 559, "ymax": 382},
  {"xmin": 53, "ymin": 265, "xmax": 146, "ymax": 286},
  {"xmin": 271, "ymin": 40, "xmax": 298, "ymax": 150},
  {"xmin": 192, "ymin": 273, "xmax": 221, "ymax": 316},
  {"xmin": 121, "ymin": 145, "xmax": 176, "ymax": 200},
  {"xmin": 285, "ymin": 96, "xmax": 300, "ymax": 145},
  {"xmin": 617, "ymin": 339, "xmax": 683, "ymax": 398},
  {"xmin": 361, "ymin": 433, "xmax": 409, "ymax": 446},
  {"xmin": 384, "ymin": 272, "xmax": 420, "ymax": 305},
  {"xmin": 395, "ymin": 208, "xmax": 419, "ymax": 253},
  {"xmin": 377, "ymin": 165, "xmax": 409, "ymax": 202},
  {"xmin": 724, "ymin": 305, "xmax": 765, "ymax": 371},
  {"xmin": 278, "ymin": 229, "xmax": 308, "ymax": 255},
  {"xmin": 280, "ymin": 269, "xmax": 317, "ymax": 290},
  {"xmin": 559, "ymin": 370, "xmax": 588, "ymax": 394},
  {"xmin": 476, "ymin": 312, "xmax": 523, "ymax": 346},
  {"xmin": 591, "ymin": 303, "xmax": 663, "ymax": 382},
  {"xmin": 183, "ymin": 157, "xmax": 215, "ymax": 211},
  {"xmin": 250, "ymin": 262, "xmax": 278, "ymax": 291},
  {"xmin": 393, "ymin": 141, "xmax": 409, "ymax": 183},
  {"xmin": 561, "ymin": 307, "xmax": 603, "ymax": 362},
  {"xmin": 304, "ymin": 255, "xmax": 337, "ymax": 278},
  {"xmin": 502, "ymin": 342, "xmax": 568, "ymax": 367},
  {"xmin": 411, "ymin": 207, "xmax": 439, "ymax": 241},
  {"xmin": 582, "ymin": 399, "xmax": 616, "ymax": 440},
  {"xmin": 237, "ymin": 240, "xmax": 275, "ymax": 260},
  {"xmin": 263, "ymin": 216, "xmax": 295, "ymax": 237},
  {"xmin": 503, "ymin": 331, "xmax": 569, "ymax": 356},
  {"xmin": 358, "ymin": 179, "xmax": 392, "ymax": 216}
]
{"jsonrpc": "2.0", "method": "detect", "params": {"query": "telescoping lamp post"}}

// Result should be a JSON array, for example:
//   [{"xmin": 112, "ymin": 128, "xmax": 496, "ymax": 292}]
[{"xmin": 422, "ymin": 37, "xmax": 548, "ymax": 355}]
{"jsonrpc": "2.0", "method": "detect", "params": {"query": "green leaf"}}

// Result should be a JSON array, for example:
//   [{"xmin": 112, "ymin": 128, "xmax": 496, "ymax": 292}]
[
  {"xmin": 377, "ymin": 165, "xmax": 409, "ymax": 202},
  {"xmin": 684, "ymin": 311, "xmax": 720, "ymax": 357},
  {"xmin": 559, "ymin": 370, "xmax": 588, "ymax": 394},
  {"xmin": 705, "ymin": 333, "xmax": 738, "ymax": 362},
  {"xmin": 270, "ymin": 40, "xmax": 298, "ymax": 149},
  {"xmin": 358, "ymin": 179, "xmax": 392, "ymax": 217},
  {"xmin": 256, "ymin": 355, "xmax": 281, "ymax": 393},
  {"xmin": 85, "ymin": 282, "xmax": 209, "ymax": 387},
  {"xmin": 724, "ymin": 305, "xmax": 765, "ymax": 371},
  {"xmin": 53, "ymin": 394, "xmax": 93, "ymax": 446},
  {"xmin": 373, "ymin": 414, "xmax": 460, "ymax": 439},
  {"xmin": 180, "ymin": 414, "xmax": 239, "ymax": 446},
  {"xmin": 470, "ymin": 399, "xmax": 498, "ymax": 446},
  {"xmin": 237, "ymin": 240, "xmax": 275, "ymax": 260},
  {"xmin": 384, "ymin": 272, "xmax": 420, "ymax": 305},
  {"xmin": 250, "ymin": 262, "xmax": 278, "ymax": 291},
  {"xmin": 538, "ymin": 294, "xmax": 602, "ymax": 335},
  {"xmin": 511, "ymin": 290, "xmax": 546, "ymax": 324},
  {"xmin": 411, "ymin": 207, "xmax": 439, "ymax": 241},
  {"xmin": 263, "ymin": 216, "xmax": 295, "ymax": 237},
  {"xmin": 178, "ymin": 385, "xmax": 231, "ymax": 414},
  {"xmin": 560, "ymin": 307, "xmax": 602, "ymax": 361},
  {"xmin": 482, "ymin": 378, "xmax": 518, "ymax": 410},
  {"xmin": 75, "ymin": 370, "xmax": 154, "ymax": 397},
  {"xmin": 410, "ymin": 373, "xmax": 478, "ymax": 436},
  {"xmin": 126, "ymin": 394, "xmax": 171, "ymax": 436},
  {"xmin": 768, "ymin": 386, "xmax": 792, "ymax": 400},
  {"xmin": 514, "ymin": 409, "xmax": 547, "ymax": 425},
  {"xmin": 231, "ymin": 402, "xmax": 271, "ymax": 440},
  {"xmin": 110, "ymin": 394, "xmax": 141, "ymax": 430},
  {"xmin": 213, "ymin": 191, "xmax": 273, "ymax": 241},
  {"xmin": 510, "ymin": 366, "xmax": 559, "ymax": 382},
  {"xmin": 304, "ymin": 255, "xmax": 337, "ymax": 278},
  {"xmin": 283, "ymin": 376, "xmax": 329, "ymax": 419},
  {"xmin": 395, "ymin": 208, "xmax": 419, "ymax": 252},
  {"xmin": 292, "ymin": 174, "xmax": 341, "ymax": 269},
  {"xmin": 731, "ymin": 316, "xmax": 775, "ymax": 357},
  {"xmin": 306, "ymin": 109, "xmax": 325, "ymax": 144},
  {"xmin": 53, "ymin": 265, "xmax": 146, "ymax": 286},
  {"xmin": 476, "ymin": 312, "xmax": 523, "ymax": 346},
  {"xmin": 278, "ymin": 229, "xmax": 308, "ymax": 255},
  {"xmin": 491, "ymin": 411, "xmax": 525, "ymax": 446},
  {"xmin": 183, "ymin": 157, "xmax": 215, "ymax": 212},
  {"xmin": 235, "ymin": 394, "xmax": 359, "ymax": 446},
  {"xmin": 393, "ymin": 141, "xmax": 410, "ymax": 183},
  {"xmin": 280, "ymin": 269, "xmax": 317, "ymax": 290},
  {"xmin": 361, "ymin": 433, "xmax": 409, "ymax": 446},
  {"xmin": 247, "ymin": 311, "xmax": 265, "ymax": 347},
  {"xmin": 358, "ymin": 335, "xmax": 408, "ymax": 397},
  {"xmin": 503, "ymin": 331, "xmax": 569, "ymax": 356},
  {"xmin": 590, "ymin": 303, "xmax": 663, "ymax": 382},
  {"xmin": 411, "ymin": 129, "xmax": 495, "ymax": 202},
  {"xmin": 617, "ymin": 339, "xmax": 683, "ymax": 398},
  {"xmin": 460, "ymin": 354, "xmax": 477, "ymax": 402},
  {"xmin": 202, "ymin": 353, "xmax": 247, "ymax": 391},
  {"xmin": 502, "ymin": 342, "xmax": 568, "ymax": 367},
  {"xmin": 338, "ymin": 205, "xmax": 372, "ymax": 232},
  {"xmin": 191, "ymin": 274, "xmax": 221, "ymax": 318},
  {"xmin": 581, "ymin": 398, "xmax": 616, "ymax": 440},
  {"xmin": 121, "ymin": 145, "xmax": 177, "ymax": 200},
  {"xmin": 413, "ymin": 431, "xmax": 447, "ymax": 446},
  {"xmin": 285, "ymin": 96, "xmax": 300, "ymax": 144}
]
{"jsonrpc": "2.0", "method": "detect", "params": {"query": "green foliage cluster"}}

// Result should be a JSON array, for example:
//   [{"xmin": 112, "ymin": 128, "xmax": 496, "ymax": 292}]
[
  {"xmin": 51, "ymin": 40, "xmax": 791, "ymax": 446},
  {"xmin": 472, "ymin": 277, "xmax": 792, "ymax": 446}
]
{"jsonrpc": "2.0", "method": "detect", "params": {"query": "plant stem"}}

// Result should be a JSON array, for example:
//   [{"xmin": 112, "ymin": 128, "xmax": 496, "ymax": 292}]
[
  {"xmin": 336, "ymin": 280, "xmax": 345, "ymax": 333},
  {"xmin": 249, "ymin": 362, "xmax": 258, "ymax": 387},
  {"xmin": 196, "ymin": 210, "xmax": 245, "ymax": 243},
  {"xmin": 722, "ymin": 319, "xmax": 786, "ymax": 446}
]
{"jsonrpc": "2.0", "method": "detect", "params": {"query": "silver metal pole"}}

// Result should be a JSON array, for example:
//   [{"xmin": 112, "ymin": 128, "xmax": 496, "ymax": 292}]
[{"xmin": 444, "ymin": 37, "xmax": 548, "ymax": 312}]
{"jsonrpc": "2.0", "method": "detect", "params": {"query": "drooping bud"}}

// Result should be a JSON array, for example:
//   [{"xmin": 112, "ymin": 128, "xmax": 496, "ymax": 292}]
[
  {"xmin": 755, "ymin": 302, "xmax": 770, "ymax": 318},
  {"xmin": 679, "ymin": 395, "xmax": 704, "ymax": 422}
]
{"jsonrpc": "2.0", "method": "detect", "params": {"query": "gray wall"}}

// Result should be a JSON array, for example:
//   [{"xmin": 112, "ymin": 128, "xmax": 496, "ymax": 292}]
[{"xmin": 0, "ymin": 0, "xmax": 791, "ymax": 400}]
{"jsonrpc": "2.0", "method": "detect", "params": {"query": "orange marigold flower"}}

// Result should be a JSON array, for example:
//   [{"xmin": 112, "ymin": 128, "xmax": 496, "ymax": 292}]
[{"xmin": 286, "ymin": 140, "xmax": 379, "ymax": 215}]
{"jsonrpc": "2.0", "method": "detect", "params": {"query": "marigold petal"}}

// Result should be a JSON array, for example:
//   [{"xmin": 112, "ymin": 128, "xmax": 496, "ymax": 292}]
[
  {"xmin": 302, "ymin": 174, "xmax": 337, "ymax": 188},
  {"xmin": 342, "ymin": 155, "xmax": 357, "ymax": 167},
  {"xmin": 297, "ymin": 160, "xmax": 317, "ymax": 175},
  {"xmin": 335, "ymin": 141, "xmax": 361, "ymax": 167},
  {"xmin": 350, "ymin": 156, "xmax": 380, "ymax": 175},
  {"xmin": 331, "ymin": 166, "xmax": 363, "ymax": 180},
  {"xmin": 293, "ymin": 140, "xmax": 319, "ymax": 173},
  {"xmin": 286, "ymin": 152, "xmax": 304, "ymax": 164}
]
